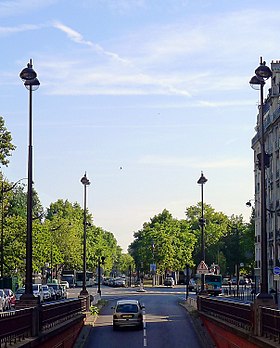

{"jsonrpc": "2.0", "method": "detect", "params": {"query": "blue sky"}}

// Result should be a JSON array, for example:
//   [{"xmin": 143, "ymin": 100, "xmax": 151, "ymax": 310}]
[{"xmin": 1, "ymin": 0, "xmax": 279, "ymax": 251}]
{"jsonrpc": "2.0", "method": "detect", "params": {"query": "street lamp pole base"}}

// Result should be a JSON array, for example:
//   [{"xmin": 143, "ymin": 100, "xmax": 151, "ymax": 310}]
[{"xmin": 79, "ymin": 289, "xmax": 89, "ymax": 296}]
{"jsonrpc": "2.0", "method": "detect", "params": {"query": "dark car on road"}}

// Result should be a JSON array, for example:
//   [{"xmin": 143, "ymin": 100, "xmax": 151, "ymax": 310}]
[{"xmin": 164, "ymin": 277, "xmax": 175, "ymax": 287}]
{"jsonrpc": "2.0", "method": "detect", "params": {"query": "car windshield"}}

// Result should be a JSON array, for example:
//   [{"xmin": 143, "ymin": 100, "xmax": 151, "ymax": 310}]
[
  {"xmin": 32, "ymin": 285, "xmax": 39, "ymax": 291},
  {"xmin": 116, "ymin": 304, "xmax": 138, "ymax": 313},
  {"xmin": 42, "ymin": 286, "xmax": 48, "ymax": 290}
]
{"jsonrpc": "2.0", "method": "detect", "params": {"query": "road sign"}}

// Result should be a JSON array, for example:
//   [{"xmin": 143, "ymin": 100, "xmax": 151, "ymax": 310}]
[
  {"xmin": 150, "ymin": 264, "xmax": 156, "ymax": 272},
  {"xmin": 273, "ymin": 266, "xmax": 280, "ymax": 275},
  {"xmin": 197, "ymin": 261, "xmax": 209, "ymax": 274}
]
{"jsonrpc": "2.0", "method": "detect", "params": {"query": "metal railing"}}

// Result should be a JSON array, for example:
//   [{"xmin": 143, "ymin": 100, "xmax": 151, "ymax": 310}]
[
  {"xmin": 198, "ymin": 296, "xmax": 253, "ymax": 331},
  {"xmin": 0, "ymin": 297, "xmax": 87, "ymax": 347},
  {"xmin": 198, "ymin": 295, "xmax": 280, "ymax": 344},
  {"xmin": 261, "ymin": 306, "xmax": 280, "ymax": 342},
  {"xmin": 0, "ymin": 308, "xmax": 33, "ymax": 347}
]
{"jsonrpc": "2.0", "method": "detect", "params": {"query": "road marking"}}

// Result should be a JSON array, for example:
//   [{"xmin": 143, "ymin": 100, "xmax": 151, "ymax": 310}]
[{"xmin": 143, "ymin": 305, "xmax": 147, "ymax": 347}]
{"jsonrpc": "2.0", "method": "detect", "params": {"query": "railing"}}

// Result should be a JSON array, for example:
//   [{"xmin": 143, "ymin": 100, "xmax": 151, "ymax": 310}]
[
  {"xmin": 0, "ymin": 308, "xmax": 33, "ymax": 347},
  {"xmin": 261, "ymin": 306, "xmax": 280, "ymax": 343},
  {"xmin": 40, "ymin": 297, "xmax": 86, "ymax": 331},
  {"xmin": 198, "ymin": 296, "xmax": 280, "ymax": 345},
  {"xmin": 198, "ymin": 296, "xmax": 253, "ymax": 331},
  {"xmin": 0, "ymin": 297, "xmax": 87, "ymax": 347}
]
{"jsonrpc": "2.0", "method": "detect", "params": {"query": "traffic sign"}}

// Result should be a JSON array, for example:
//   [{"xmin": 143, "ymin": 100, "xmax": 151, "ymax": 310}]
[
  {"xmin": 273, "ymin": 266, "xmax": 280, "ymax": 275},
  {"xmin": 197, "ymin": 261, "xmax": 209, "ymax": 274}
]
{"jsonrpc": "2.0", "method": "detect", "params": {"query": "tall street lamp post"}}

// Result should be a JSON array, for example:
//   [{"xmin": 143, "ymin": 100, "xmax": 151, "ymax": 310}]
[
  {"xmin": 249, "ymin": 57, "xmax": 273, "ymax": 300},
  {"xmin": 197, "ymin": 171, "xmax": 207, "ymax": 292},
  {"xmin": 80, "ymin": 172, "xmax": 90, "ymax": 296},
  {"xmin": 97, "ymin": 256, "xmax": 105, "ymax": 296},
  {"xmin": 19, "ymin": 60, "xmax": 40, "ymax": 302}
]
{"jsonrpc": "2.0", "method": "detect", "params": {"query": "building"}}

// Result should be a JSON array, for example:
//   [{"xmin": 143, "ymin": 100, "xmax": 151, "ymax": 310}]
[{"xmin": 251, "ymin": 60, "xmax": 280, "ymax": 291}]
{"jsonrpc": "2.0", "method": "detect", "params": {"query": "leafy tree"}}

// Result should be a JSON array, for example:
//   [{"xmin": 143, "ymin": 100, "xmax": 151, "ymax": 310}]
[
  {"xmin": 0, "ymin": 116, "xmax": 16, "ymax": 167},
  {"xmin": 129, "ymin": 209, "xmax": 196, "ymax": 275}
]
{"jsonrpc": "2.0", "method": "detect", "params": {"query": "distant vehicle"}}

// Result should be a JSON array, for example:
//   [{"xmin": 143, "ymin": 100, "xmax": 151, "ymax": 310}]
[
  {"xmin": 188, "ymin": 279, "xmax": 196, "ymax": 291},
  {"xmin": 61, "ymin": 270, "xmax": 76, "ymax": 288},
  {"xmin": 75, "ymin": 271, "xmax": 94, "ymax": 287},
  {"xmin": 4, "ymin": 289, "xmax": 16, "ymax": 308},
  {"xmin": 32, "ymin": 284, "xmax": 44, "ymax": 302},
  {"xmin": 60, "ymin": 280, "xmax": 69, "ymax": 289},
  {"xmin": 0, "ymin": 289, "xmax": 9, "ymax": 311},
  {"xmin": 204, "ymin": 274, "xmax": 222, "ymax": 296},
  {"xmin": 15, "ymin": 287, "xmax": 25, "ymax": 301},
  {"xmin": 47, "ymin": 283, "xmax": 62, "ymax": 299},
  {"xmin": 164, "ymin": 277, "xmax": 175, "ymax": 287},
  {"xmin": 112, "ymin": 299, "xmax": 145, "ymax": 330},
  {"xmin": 41, "ymin": 285, "xmax": 51, "ymax": 301},
  {"xmin": 48, "ymin": 286, "xmax": 56, "ymax": 300}
]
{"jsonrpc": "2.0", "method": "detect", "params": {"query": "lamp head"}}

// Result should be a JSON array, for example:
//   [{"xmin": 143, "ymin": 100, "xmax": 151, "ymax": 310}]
[
  {"xmin": 255, "ymin": 61, "xmax": 272, "ymax": 80},
  {"xmin": 249, "ymin": 75, "xmax": 264, "ymax": 90},
  {"xmin": 81, "ymin": 172, "xmax": 90, "ymax": 186},
  {"xmin": 197, "ymin": 171, "xmax": 207, "ymax": 185},
  {"xmin": 24, "ymin": 78, "xmax": 40, "ymax": 91},
  {"xmin": 19, "ymin": 60, "xmax": 37, "ymax": 81}
]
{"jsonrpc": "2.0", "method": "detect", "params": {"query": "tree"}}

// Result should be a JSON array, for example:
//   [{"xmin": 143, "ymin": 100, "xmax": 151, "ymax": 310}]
[
  {"xmin": 0, "ymin": 116, "xmax": 16, "ymax": 167},
  {"xmin": 129, "ymin": 209, "xmax": 196, "ymax": 275}
]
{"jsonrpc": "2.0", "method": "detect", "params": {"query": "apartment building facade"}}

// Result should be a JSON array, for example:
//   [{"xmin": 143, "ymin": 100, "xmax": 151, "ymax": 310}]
[{"xmin": 251, "ymin": 60, "xmax": 280, "ymax": 291}]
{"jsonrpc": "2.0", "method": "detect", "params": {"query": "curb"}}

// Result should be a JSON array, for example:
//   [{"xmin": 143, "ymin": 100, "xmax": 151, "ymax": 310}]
[{"xmin": 179, "ymin": 300, "xmax": 216, "ymax": 348}]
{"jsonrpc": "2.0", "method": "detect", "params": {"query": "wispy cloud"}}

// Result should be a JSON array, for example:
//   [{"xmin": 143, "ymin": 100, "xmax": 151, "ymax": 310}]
[
  {"xmin": 0, "ymin": 24, "xmax": 42, "ymax": 35},
  {"xmin": 138, "ymin": 156, "xmax": 250, "ymax": 169},
  {"xmin": 52, "ymin": 21, "xmax": 130, "ymax": 64}
]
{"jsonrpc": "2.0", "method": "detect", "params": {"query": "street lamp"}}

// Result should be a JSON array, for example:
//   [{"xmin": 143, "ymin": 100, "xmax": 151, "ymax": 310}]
[
  {"xmin": 19, "ymin": 59, "xmax": 40, "ymax": 302},
  {"xmin": 197, "ymin": 171, "xmax": 207, "ymax": 292},
  {"xmin": 249, "ymin": 57, "xmax": 273, "ymax": 300},
  {"xmin": 80, "ymin": 172, "xmax": 90, "ymax": 296},
  {"xmin": 97, "ymin": 256, "xmax": 105, "ymax": 296}
]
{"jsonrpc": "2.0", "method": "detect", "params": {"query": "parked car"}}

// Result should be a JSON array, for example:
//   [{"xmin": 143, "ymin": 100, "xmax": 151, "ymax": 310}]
[
  {"xmin": 164, "ymin": 277, "xmax": 175, "ymax": 287},
  {"xmin": 42, "ymin": 285, "xmax": 51, "ymax": 301},
  {"xmin": 188, "ymin": 279, "xmax": 196, "ymax": 291},
  {"xmin": 112, "ymin": 299, "xmax": 145, "ymax": 330},
  {"xmin": 48, "ymin": 283, "xmax": 62, "ymax": 299},
  {"xmin": 48, "ymin": 286, "xmax": 56, "ymax": 300},
  {"xmin": 15, "ymin": 287, "xmax": 25, "ymax": 301},
  {"xmin": 32, "ymin": 284, "xmax": 44, "ymax": 302},
  {"xmin": 0, "ymin": 289, "xmax": 9, "ymax": 311},
  {"xmin": 114, "ymin": 277, "xmax": 126, "ymax": 287},
  {"xmin": 4, "ymin": 289, "xmax": 16, "ymax": 308},
  {"xmin": 60, "ymin": 284, "xmax": 68, "ymax": 299},
  {"xmin": 60, "ymin": 280, "xmax": 69, "ymax": 289}
]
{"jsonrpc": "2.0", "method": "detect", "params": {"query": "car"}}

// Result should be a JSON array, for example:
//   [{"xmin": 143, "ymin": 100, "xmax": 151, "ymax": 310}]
[
  {"xmin": 48, "ymin": 283, "xmax": 62, "ymax": 299},
  {"xmin": 188, "ymin": 279, "xmax": 196, "ymax": 291},
  {"xmin": 60, "ymin": 284, "xmax": 68, "ymax": 299},
  {"xmin": 0, "ymin": 289, "xmax": 9, "ymax": 311},
  {"xmin": 42, "ymin": 285, "xmax": 51, "ymax": 301},
  {"xmin": 164, "ymin": 277, "xmax": 175, "ymax": 287},
  {"xmin": 114, "ymin": 277, "xmax": 126, "ymax": 287},
  {"xmin": 32, "ymin": 284, "xmax": 44, "ymax": 302},
  {"xmin": 4, "ymin": 289, "xmax": 16, "ymax": 308},
  {"xmin": 112, "ymin": 299, "xmax": 145, "ymax": 330},
  {"xmin": 15, "ymin": 287, "xmax": 25, "ymax": 301},
  {"xmin": 60, "ymin": 280, "xmax": 69, "ymax": 289},
  {"xmin": 48, "ymin": 286, "xmax": 56, "ymax": 300}
]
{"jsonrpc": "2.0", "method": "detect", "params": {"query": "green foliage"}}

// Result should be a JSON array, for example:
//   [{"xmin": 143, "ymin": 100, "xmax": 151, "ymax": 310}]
[
  {"xmin": 89, "ymin": 305, "xmax": 99, "ymax": 316},
  {"xmin": 0, "ymin": 116, "xmax": 16, "ymax": 167},
  {"xmin": 129, "ymin": 209, "xmax": 196, "ymax": 274}
]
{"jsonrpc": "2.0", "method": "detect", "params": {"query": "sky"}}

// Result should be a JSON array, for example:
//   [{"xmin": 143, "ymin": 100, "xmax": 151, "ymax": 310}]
[{"xmin": 0, "ymin": 0, "xmax": 279, "ymax": 252}]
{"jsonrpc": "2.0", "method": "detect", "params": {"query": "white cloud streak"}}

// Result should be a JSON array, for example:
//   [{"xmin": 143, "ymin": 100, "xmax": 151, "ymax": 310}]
[{"xmin": 138, "ymin": 156, "xmax": 250, "ymax": 169}]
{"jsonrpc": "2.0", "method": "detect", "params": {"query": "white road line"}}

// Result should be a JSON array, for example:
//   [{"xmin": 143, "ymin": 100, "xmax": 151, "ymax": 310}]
[{"xmin": 143, "ymin": 306, "xmax": 147, "ymax": 346}]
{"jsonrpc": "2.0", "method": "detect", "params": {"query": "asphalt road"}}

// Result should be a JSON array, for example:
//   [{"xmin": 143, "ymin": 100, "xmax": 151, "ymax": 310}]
[{"xmin": 79, "ymin": 285, "xmax": 204, "ymax": 348}]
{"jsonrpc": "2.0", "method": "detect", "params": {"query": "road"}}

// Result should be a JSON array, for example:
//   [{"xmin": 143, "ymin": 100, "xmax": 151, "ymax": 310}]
[{"xmin": 70, "ymin": 285, "xmax": 204, "ymax": 348}]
